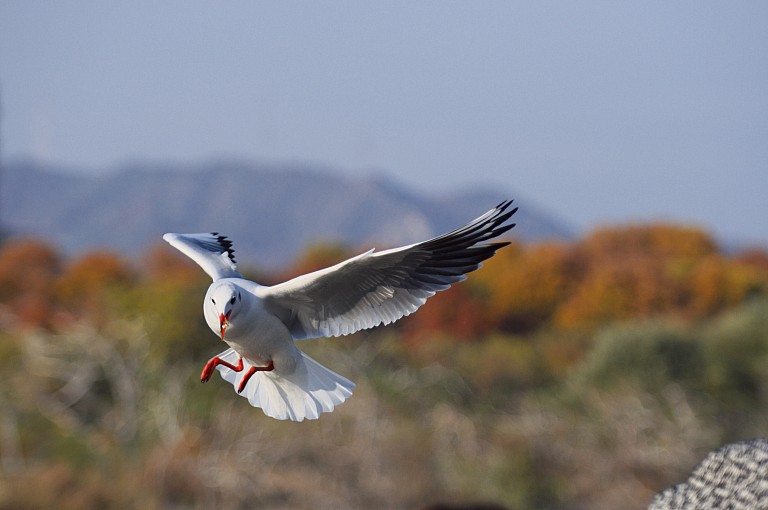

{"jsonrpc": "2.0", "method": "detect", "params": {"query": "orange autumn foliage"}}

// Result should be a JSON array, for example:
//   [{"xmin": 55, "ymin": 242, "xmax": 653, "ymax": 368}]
[
  {"xmin": 403, "ymin": 284, "xmax": 489, "ymax": 343},
  {"xmin": 281, "ymin": 241, "xmax": 352, "ymax": 280},
  {"xmin": 0, "ymin": 238, "xmax": 61, "ymax": 300},
  {"xmin": 553, "ymin": 256, "xmax": 678, "ymax": 329},
  {"xmin": 551, "ymin": 224, "xmax": 766, "ymax": 329},
  {"xmin": 475, "ymin": 241, "xmax": 578, "ymax": 333},
  {"xmin": 686, "ymin": 255, "xmax": 767, "ymax": 317},
  {"xmin": 0, "ymin": 239, "xmax": 62, "ymax": 327},
  {"xmin": 0, "ymin": 221, "xmax": 766, "ymax": 337},
  {"xmin": 579, "ymin": 223, "xmax": 718, "ymax": 261},
  {"xmin": 141, "ymin": 242, "xmax": 208, "ymax": 284},
  {"xmin": 55, "ymin": 251, "xmax": 136, "ymax": 319}
]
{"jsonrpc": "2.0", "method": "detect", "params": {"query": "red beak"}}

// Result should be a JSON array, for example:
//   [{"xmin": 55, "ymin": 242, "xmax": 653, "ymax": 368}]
[{"xmin": 219, "ymin": 311, "xmax": 231, "ymax": 340}]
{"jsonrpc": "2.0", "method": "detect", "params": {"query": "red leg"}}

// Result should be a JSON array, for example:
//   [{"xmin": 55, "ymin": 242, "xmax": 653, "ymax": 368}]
[
  {"xmin": 201, "ymin": 355, "xmax": 244, "ymax": 383},
  {"xmin": 237, "ymin": 361, "xmax": 274, "ymax": 393}
]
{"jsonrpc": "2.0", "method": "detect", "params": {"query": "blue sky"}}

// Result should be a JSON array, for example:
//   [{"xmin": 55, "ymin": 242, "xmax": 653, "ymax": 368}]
[{"xmin": 1, "ymin": 1, "xmax": 767, "ymax": 245}]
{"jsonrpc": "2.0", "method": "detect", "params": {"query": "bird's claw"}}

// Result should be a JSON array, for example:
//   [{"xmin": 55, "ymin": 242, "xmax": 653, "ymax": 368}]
[
  {"xmin": 200, "ymin": 359, "xmax": 217, "ymax": 382},
  {"xmin": 199, "ymin": 355, "xmax": 244, "ymax": 384},
  {"xmin": 237, "ymin": 366, "xmax": 258, "ymax": 393}
]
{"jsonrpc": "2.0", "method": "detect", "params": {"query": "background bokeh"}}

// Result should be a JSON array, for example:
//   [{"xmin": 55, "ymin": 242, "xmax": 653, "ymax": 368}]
[{"xmin": 1, "ymin": 2, "xmax": 767, "ymax": 509}]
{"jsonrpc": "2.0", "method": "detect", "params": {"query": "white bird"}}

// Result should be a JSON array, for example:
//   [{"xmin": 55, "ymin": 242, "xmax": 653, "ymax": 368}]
[{"xmin": 163, "ymin": 200, "xmax": 517, "ymax": 421}]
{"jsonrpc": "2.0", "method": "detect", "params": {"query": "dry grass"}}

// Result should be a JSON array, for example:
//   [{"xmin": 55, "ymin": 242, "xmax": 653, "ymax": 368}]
[{"xmin": 1, "ymin": 301, "xmax": 767, "ymax": 509}]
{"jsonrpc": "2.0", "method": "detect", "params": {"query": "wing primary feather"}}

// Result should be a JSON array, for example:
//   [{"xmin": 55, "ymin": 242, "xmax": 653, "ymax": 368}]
[
  {"xmin": 425, "ymin": 213, "xmax": 516, "ymax": 249},
  {"xmin": 413, "ymin": 273, "xmax": 461, "ymax": 286},
  {"xmin": 425, "ymin": 202, "xmax": 516, "ymax": 246}
]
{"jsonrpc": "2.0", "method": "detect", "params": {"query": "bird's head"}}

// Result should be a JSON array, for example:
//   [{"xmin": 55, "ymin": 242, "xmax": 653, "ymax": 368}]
[{"xmin": 206, "ymin": 282, "xmax": 243, "ymax": 341}]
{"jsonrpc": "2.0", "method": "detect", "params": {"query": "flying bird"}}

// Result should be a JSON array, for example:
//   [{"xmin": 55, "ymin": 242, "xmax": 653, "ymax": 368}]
[{"xmin": 164, "ymin": 200, "xmax": 517, "ymax": 421}]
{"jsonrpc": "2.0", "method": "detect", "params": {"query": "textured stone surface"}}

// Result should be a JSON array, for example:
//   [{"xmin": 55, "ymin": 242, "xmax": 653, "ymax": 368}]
[{"xmin": 650, "ymin": 438, "xmax": 768, "ymax": 509}]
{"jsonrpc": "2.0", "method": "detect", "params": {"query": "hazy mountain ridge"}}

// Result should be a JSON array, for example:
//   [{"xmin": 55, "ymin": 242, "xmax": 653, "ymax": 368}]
[{"xmin": 1, "ymin": 159, "xmax": 573, "ymax": 268}]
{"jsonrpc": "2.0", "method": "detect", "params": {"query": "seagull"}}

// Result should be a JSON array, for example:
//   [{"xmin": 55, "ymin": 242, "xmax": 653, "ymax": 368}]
[{"xmin": 163, "ymin": 200, "xmax": 517, "ymax": 421}]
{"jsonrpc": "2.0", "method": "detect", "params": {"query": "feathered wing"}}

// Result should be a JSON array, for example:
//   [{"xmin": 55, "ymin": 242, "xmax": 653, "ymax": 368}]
[
  {"xmin": 261, "ymin": 200, "xmax": 517, "ymax": 339},
  {"xmin": 162, "ymin": 232, "xmax": 241, "ymax": 281},
  {"xmin": 213, "ymin": 348, "xmax": 355, "ymax": 421}
]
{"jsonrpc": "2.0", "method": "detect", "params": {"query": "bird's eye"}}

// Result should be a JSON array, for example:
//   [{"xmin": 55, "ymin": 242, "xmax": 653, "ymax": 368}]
[
  {"xmin": 230, "ymin": 296, "xmax": 236, "ymax": 305},
  {"xmin": 211, "ymin": 298, "xmax": 216, "ymax": 305}
]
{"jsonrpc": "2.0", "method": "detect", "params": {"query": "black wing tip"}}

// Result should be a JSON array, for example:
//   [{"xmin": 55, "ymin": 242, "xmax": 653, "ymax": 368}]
[
  {"xmin": 492, "ymin": 201, "xmax": 518, "ymax": 227},
  {"xmin": 496, "ymin": 199, "xmax": 516, "ymax": 212},
  {"xmin": 494, "ymin": 202, "xmax": 518, "ymax": 234},
  {"xmin": 472, "ymin": 200, "xmax": 519, "ymax": 237},
  {"xmin": 422, "ymin": 199, "xmax": 518, "ymax": 251},
  {"xmin": 210, "ymin": 232, "xmax": 237, "ymax": 264}
]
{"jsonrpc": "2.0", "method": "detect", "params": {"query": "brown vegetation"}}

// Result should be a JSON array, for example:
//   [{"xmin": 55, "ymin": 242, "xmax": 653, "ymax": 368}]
[{"xmin": 0, "ymin": 223, "xmax": 766, "ymax": 509}]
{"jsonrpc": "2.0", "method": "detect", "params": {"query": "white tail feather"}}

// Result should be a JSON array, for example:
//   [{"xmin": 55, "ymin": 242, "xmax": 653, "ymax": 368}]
[{"xmin": 213, "ymin": 348, "xmax": 355, "ymax": 421}]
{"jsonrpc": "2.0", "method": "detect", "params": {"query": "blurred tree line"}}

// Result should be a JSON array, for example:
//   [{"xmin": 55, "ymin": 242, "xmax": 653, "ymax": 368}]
[
  {"xmin": 0, "ymin": 223, "xmax": 766, "ymax": 509},
  {"xmin": 1, "ymin": 223, "xmax": 766, "ymax": 344},
  {"xmin": 413, "ymin": 224, "xmax": 767, "ymax": 337}
]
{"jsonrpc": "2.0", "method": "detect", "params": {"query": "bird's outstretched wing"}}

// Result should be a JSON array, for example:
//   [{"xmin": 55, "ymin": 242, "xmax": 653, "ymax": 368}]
[
  {"xmin": 261, "ymin": 200, "xmax": 517, "ymax": 339},
  {"xmin": 163, "ymin": 232, "xmax": 241, "ymax": 281}
]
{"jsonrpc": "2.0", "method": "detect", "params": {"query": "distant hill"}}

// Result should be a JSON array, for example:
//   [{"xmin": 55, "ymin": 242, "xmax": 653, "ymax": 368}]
[{"xmin": 0, "ymin": 159, "xmax": 574, "ymax": 268}]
